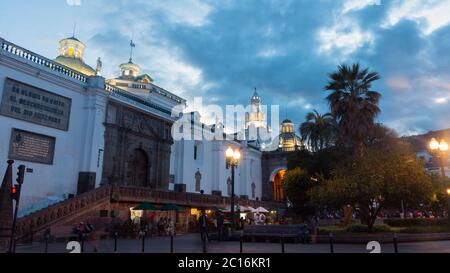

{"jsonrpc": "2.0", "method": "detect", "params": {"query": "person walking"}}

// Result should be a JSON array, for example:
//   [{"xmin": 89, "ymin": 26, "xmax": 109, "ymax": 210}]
[
  {"xmin": 216, "ymin": 211, "xmax": 224, "ymax": 241},
  {"xmin": 199, "ymin": 210, "xmax": 208, "ymax": 242}
]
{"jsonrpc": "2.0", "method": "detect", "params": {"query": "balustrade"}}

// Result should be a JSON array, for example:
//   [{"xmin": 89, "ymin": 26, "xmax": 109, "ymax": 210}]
[{"xmin": 0, "ymin": 38, "xmax": 88, "ymax": 83}]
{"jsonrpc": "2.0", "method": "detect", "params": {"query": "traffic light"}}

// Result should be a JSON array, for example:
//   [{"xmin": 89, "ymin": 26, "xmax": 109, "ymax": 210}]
[
  {"xmin": 11, "ymin": 185, "xmax": 20, "ymax": 201},
  {"xmin": 16, "ymin": 165, "xmax": 25, "ymax": 185}
]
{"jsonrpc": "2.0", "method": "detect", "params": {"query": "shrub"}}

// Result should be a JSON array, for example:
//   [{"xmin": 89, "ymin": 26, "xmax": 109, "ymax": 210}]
[
  {"xmin": 400, "ymin": 225, "xmax": 450, "ymax": 233},
  {"xmin": 345, "ymin": 224, "xmax": 368, "ymax": 233},
  {"xmin": 384, "ymin": 218, "xmax": 447, "ymax": 227},
  {"xmin": 372, "ymin": 224, "xmax": 392, "ymax": 233},
  {"xmin": 345, "ymin": 224, "xmax": 392, "ymax": 233}
]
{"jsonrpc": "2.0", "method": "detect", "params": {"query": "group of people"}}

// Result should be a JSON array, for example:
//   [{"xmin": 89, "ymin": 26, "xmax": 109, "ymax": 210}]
[
  {"xmin": 73, "ymin": 221, "xmax": 95, "ymax": 241},
  {"xmin": 156, "ymin": 217, "xmax": 176, "ymax": 236}
]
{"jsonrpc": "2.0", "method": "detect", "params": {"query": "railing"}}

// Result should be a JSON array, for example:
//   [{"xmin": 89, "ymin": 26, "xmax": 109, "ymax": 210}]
[
  {"xmin": 105, "ymin": 84, "xmax": 174, "ymax": 116},
  {"xmin": 14, "ymin": 184, "xmax": 280, "ymax": 240},
  {"xmin": 116, "ymin": 185, "xmax": 281, "ymax": 209},
  {"xmin": 0, "ymin": 37, "xmax": 88, "ymax": 83},
  {"xmin": 15, "ymin": 185, "xmax": 111, "ymax": 238}
]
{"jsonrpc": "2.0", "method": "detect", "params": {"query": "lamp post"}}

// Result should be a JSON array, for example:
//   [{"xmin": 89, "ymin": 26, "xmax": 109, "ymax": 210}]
[
  {"xmin": 447, "ymin": 188, "xmax": 450, "ymax": 225},
  {"xmin": 429, "ymin": 138, "xmax": 449, "ymax": 224},
  {"xmin": 225, "ymin": 147, "xmax": 241, "ymax": 231},
  {"xmin": 429, "ymin": 138, "xmax": 448, "ymax": 178}
]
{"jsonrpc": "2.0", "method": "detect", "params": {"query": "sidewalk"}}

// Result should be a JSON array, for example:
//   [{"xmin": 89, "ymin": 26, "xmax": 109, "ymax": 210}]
[{"xmin": 14, "ymin": 233, "xmax": 450, "ymax": 253}]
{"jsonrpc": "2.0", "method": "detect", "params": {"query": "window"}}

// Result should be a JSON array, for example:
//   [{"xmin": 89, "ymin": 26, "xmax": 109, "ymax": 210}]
[
  {"xmin": 67, "ymin": 47, "xmax": 74, "ymax": 56},
  {"xmin": 251, "ymin": 183, "xmax": 256, "ymax": 198},
  {"xmin": 194, "ymin": 145, "xmax": 198, "ymax": 160}
]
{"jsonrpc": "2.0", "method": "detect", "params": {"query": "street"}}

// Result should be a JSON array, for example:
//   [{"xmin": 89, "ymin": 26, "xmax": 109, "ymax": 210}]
[{"xmin": 13, "ymin": 233, "xmax": 450, "ymax": 253}]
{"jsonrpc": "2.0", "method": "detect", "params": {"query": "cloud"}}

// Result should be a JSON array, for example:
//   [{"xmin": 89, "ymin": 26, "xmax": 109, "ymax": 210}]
[
  {"xmin": 386, "ymin": 76, "xmax": 411, "ymax": 91},
  {"xmin": 1, "ymin": 0, "xmax": 450, "ymax": 136},
  {"xmin": 383, "ymin": 0, "xmax": 450, "ymax": 35},
  {"xmin": 317, "ymin": 19, "xmax": 374, "ymax": 57}
]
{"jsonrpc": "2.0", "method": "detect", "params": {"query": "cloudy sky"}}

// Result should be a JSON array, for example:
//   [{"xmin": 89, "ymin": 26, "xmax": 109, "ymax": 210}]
[{"xmin": 1, "ymin": 0, "xmax": 450, "ymax": 136}]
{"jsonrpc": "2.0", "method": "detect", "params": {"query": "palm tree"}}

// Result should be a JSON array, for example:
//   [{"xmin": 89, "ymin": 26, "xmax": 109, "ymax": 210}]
[
  {"xmin": 325, "ymin": 63, "xmax": 381, "ymax": 156},
  {"xmin": 300, "ymin": 110, "xmax": 336, "ymax": 152}
]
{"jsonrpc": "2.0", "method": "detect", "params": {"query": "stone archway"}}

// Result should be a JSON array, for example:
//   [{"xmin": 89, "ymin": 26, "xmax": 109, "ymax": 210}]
[
  {"xmin": 269, "ymin": 167, "xmax": 287, "ymax": 202},
  {"xmin": 126, "ymin": 148, "xmax": 149, "ymax": 187}
]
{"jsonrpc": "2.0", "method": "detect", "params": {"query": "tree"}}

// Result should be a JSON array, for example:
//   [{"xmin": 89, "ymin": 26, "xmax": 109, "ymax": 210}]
[
  {"xmin": 284, "ymin": 168, "xmax": 317, "ymax": 220},
  {"xmin": 300, "ymin": 110, "xmax": 337, "ymax": 152},
  {"xmin": 287, "ymin": 146, "xmax": 349, "ymax": 180},
  {"xmin": 325, "ymin": 63, "xmax": 381, "ymax": 156},
  {"xmin": 310, "ymin": 140, "xmax": 432, "ymax": 232}
]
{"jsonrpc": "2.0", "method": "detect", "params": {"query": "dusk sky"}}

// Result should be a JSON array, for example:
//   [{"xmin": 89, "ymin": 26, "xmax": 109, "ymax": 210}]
[{"xmin": 1, "ymin": 0, "xmax": 450, "ymax": 136}]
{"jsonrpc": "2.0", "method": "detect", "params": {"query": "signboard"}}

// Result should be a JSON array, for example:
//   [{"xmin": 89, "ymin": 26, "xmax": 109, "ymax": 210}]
[
  {"xmin": 9, "ymin": 129, "xmax": 56, "ymax": 165},
  {"xmin": 0, "ymin": 78, "xmax": 71, "ymax": 131}
]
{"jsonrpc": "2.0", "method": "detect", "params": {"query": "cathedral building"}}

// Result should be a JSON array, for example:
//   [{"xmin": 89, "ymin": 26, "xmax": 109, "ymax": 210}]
[{"xmin": 0, "ymin": 35, "xmax": 298, "ymax": 242}]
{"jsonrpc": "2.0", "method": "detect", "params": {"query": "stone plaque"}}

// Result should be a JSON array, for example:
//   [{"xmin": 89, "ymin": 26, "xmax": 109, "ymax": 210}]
[
  {"xmin": 9, "ymin": 129, "xmax": 56, "ymax": 164},
  {"xmin": 0, "ymin": 78, "xmax": 72, "ymax": 131}
]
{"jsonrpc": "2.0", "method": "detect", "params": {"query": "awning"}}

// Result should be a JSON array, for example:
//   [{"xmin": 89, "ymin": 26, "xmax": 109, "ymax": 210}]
[
  {"xmin": 159, "ymin": 203, "xmax": 182, "ymax": 211},
  {"xmin": 210, "ymin": 206, "xmax": 226, "ymax": 211},
  {"xmin": 132, "ymin": 203, "xmax": 159, "ymax": 211}
]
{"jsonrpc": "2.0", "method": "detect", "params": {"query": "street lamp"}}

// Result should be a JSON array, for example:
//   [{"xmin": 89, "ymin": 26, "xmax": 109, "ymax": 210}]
[
  {"xmin": 429, "ymin": 138, "xmax": 448, "ymax": 178},
  {"xmin": 447, "ymin": 188, "xmax": 450, "ymax": 226},
  {"xmin": 429, "ymin": 138, "xmax": 449, "ymax": 224},
  {"xmin": 225, "ymin": 147, "xmax": 241, "ymax": 231}
]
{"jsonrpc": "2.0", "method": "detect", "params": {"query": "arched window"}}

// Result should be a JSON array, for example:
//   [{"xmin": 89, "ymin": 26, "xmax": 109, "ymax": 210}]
[{"xmin": 67, "ymin": 47, "xmax": 74, "ymax": 56}]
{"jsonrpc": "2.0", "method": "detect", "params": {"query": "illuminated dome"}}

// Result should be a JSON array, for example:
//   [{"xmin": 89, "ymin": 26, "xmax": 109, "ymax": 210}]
[
  {"xmin": 54, "ymin": 37, "xmax": 96, "ymax": 76},
  {"xmin": 279, "ymin": 119, "xmax": 301, "ymax": 152},
  {"xmin": 119, "ymin": 61, "xmax": 141, "ymax": 79}
]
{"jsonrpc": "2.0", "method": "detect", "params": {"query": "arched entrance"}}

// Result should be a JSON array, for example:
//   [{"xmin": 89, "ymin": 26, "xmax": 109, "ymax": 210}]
[
  {"xmin": 127, "ymin": 148, "xmax": 149, "ymax": 187},
  {"xmin": 270, "ymin": 167, "xmax": 287, "ymax": 202}
]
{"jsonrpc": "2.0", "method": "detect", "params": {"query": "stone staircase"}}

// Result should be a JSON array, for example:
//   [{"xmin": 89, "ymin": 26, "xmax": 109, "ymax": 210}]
[
  {"xmin": 15, "ymin": 185, "xmax": 112, "ymax": 242},
  {"xmin": 13, "ymin": 184, "xmax": 282, "ymax": 243}
]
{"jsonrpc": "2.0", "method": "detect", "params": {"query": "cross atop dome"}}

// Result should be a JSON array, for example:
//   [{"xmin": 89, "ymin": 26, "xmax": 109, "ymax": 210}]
[
  {"xmin": 129, "ymin": 40, "xmax": 136, "ymax": 63},
  {"xmin": 119, "ymin": 40, "xmax": 141, "ymax": 78}
]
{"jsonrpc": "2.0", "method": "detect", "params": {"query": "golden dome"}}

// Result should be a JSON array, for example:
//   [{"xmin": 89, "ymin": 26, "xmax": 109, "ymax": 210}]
[{"xmin": 53, "ymin": 37, "xmax": 96, "ymax": 76}]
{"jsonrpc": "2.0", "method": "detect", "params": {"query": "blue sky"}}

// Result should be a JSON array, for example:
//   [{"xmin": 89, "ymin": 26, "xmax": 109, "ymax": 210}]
[{"xmin": 1, "ymin": 0, "xmax": 450, "ymax": 136}]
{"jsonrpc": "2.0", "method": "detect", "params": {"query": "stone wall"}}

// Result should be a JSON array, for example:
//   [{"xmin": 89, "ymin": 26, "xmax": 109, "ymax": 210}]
[{"xmin": 102, "ymin": 102, "xmax": 173, "ymax": 189}]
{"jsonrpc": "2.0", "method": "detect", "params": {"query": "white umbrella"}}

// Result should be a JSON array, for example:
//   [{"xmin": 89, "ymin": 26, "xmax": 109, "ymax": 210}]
[
  {"xmin": 255, "ymin": 207, "xmax": 269, "ymax": 213},
  {"xmin": 239, "ymin": 205, "xmax": 250, "ymax": 212},
  {"xmin": 246, "ymin": 206, "xmax": 256, "ymax": 212}
]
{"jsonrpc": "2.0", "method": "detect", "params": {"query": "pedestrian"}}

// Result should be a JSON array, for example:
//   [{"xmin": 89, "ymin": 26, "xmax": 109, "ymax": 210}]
[
  {"xmin": 167, "ymin": 218, "xmax": 175, "ymax": 236},
  {"xmin": 216, "ymin": 211, "xmax": 224, "ymax": 241},
  {"xmin": 199, "ymin": 210, "xmax": 208, "ymax": 241},
  {"xmin": 157, "ymin": 217, "xmax": 164, "ymax": 235}
]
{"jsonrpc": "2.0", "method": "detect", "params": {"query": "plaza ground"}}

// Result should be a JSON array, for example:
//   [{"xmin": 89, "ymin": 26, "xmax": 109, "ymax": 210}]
[{"xmin": 13, "ymin": 233, "xmax": 450, "ymax": 253}]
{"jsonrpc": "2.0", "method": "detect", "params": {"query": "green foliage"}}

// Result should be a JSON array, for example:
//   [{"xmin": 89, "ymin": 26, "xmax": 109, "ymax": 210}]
[
  {"xmin": 384, "ymin": 218, "xmax": 448, "ymax": 227},
  {"xmin": 317, "ymin": 224, "xmax": 392, "ymax": 234},
  {"xmin": 310, "ymin": 140, "xmax": 433, "ymax": 231},
  {"xmin": 284, "ymin": 167, "xmax": 316, "ymax": 219},
  {"xmin": 325, "ymin": 63, "xmax": 381, "ymax": 151},
  {"xmin": 300, "ymin": 110, "xmax": 337, "ymax": 152},
  {"xmin": 345, "ymin": 223, "xmax": 392, "ymax": 233},
  {"xmin": 400, "ymin": 225, "xmax": 450, "ymax": 233},
  {"xmin": 287, "ymin": 146, "xmax": 349, "ymax": 179}
]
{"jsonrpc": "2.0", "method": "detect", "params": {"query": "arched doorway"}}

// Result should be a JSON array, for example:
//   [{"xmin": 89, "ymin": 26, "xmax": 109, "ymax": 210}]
[
  {"xmin": 127, "ymin": 148, "xmax": 149, "ymax": 187},
  {"xmin": 270, "ymin": 168, "xmax": 287, "ymax": 202}
]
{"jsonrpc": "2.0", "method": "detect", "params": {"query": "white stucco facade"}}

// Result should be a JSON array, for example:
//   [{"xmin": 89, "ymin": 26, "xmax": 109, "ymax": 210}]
[
  {"xmin": 0, "ymin": 36, "xmax": 267, "ymax": 218},
  {"xmin": 169, "ymin": 113, "xmax": 263, "ymax": 200},
  {"xmin": 0, "ymin": 38, "xmax": 107, "ymax": 215}
]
